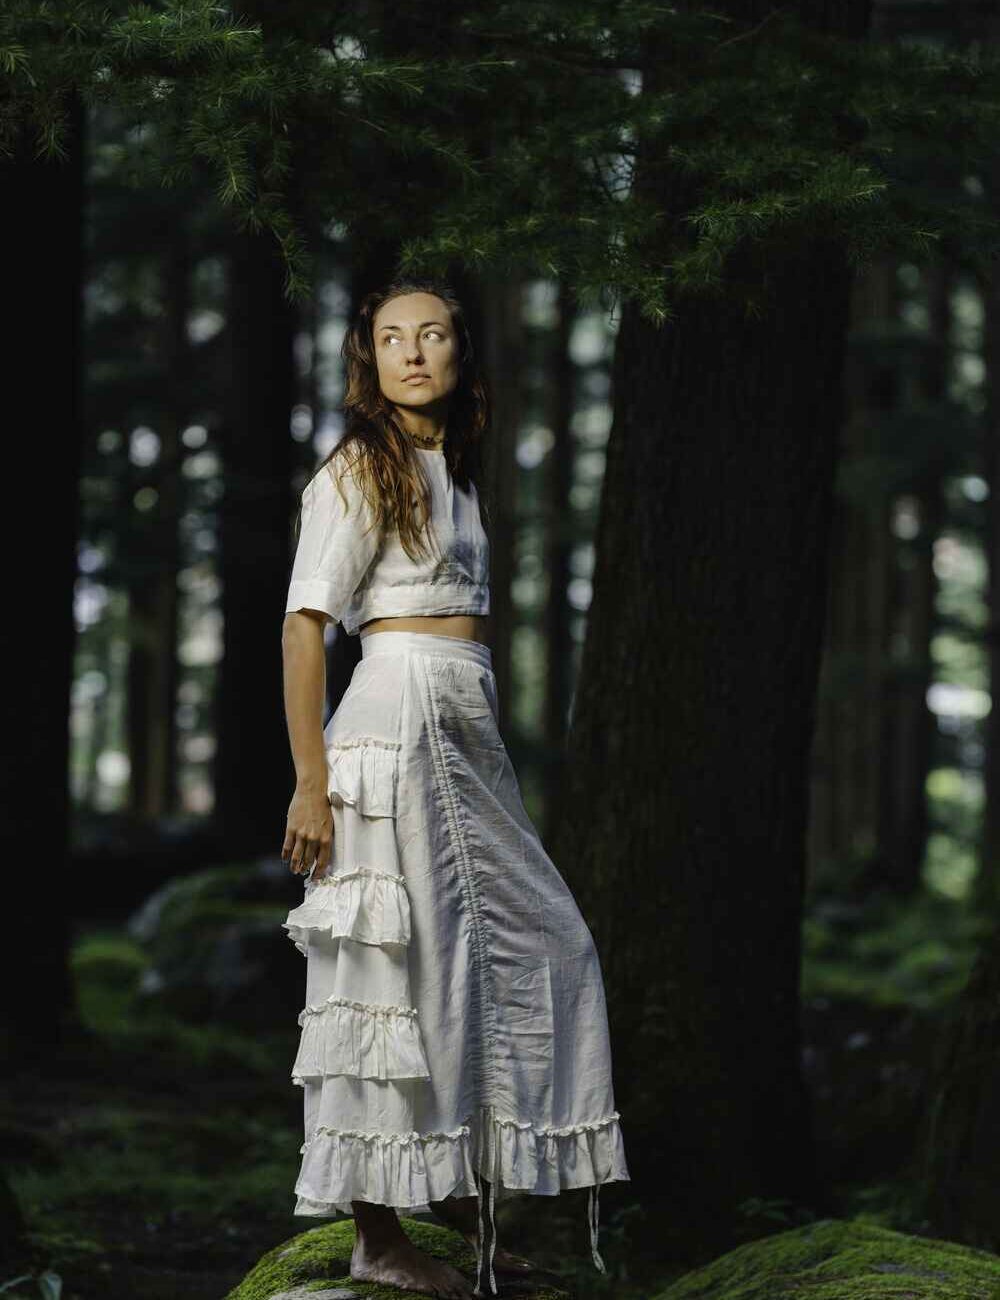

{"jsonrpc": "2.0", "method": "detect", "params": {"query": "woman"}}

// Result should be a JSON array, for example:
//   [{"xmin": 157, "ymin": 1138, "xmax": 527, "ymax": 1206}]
[{"xmin": 280, "ymin": 278, "xmax": 629, "ymax": 1299}]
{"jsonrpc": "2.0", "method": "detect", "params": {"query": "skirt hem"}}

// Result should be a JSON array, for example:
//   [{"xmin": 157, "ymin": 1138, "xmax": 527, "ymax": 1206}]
[{"xmin": 293, "ymin": 1106, "xmax": 629, "ymax": 1212}]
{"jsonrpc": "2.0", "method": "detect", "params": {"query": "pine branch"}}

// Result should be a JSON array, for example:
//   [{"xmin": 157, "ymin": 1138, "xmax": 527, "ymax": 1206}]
[{"xmin": 3, "ymin": 0, "xmax": 1000, "ymax": 311}]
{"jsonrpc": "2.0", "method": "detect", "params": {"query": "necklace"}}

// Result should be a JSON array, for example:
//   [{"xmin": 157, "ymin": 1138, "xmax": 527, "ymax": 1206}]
[{"xmin": 409, "ymin": 431, "xmax": 445, "ymax": 450}]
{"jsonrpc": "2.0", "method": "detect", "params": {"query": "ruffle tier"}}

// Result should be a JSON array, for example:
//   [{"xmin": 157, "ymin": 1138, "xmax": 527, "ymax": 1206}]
[
  {"xmin": 292, "ymin": 993, "xmax": 432, "ymax": 1085},
  {"xmin": 326, "ymin": 735, "xmax": 400, "ymax": 816},
  {"xmin": 283, "ymin": 866, "xmax": 411, "ymax": 956},
  {"xmin": 293, "ymin": 1106, "xmax": 628, "ymax": 1216},
  {"xmin": 287, "ymin": 718, "xmax": 627, "ymax": 1293},
  {"xmin": 295, "ymin": 1117, "xmax": 478, "ymax": 1216}
]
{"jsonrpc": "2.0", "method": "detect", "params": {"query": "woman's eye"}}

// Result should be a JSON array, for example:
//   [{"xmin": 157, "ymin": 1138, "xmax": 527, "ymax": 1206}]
[{"xmin": 383, "ymin": 330, "xmax": 444, "ymax": 344}]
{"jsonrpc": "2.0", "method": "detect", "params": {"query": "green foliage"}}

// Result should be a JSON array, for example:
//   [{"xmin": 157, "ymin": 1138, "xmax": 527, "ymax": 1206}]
[
  {"xmin": 802, "ymin": 886, "xmax": 992, "ymax": 1010},
  {"xmin": 842, "ymin": 1179, "xmax": 937, "ymax": 1235},
  {"xmin": 2, "ymin": 0, "xmax": 1000, "ymax": 317},
  {"xmin": 71, "ymin": 911, "xmax": 290, "ymax": 1068},
  {"xmin": 7, "ymin": 933, "xmax": 302, "ymax": 1293},
  {"xmin": 13, "ymin": 1105, "xmax": 297, "ymax": 1222}
]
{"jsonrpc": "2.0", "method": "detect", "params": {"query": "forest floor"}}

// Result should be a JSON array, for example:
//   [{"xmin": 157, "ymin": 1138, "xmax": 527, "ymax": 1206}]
[
  {"xmin": 3, "ymin": 926, "xmax": 665, "ymax": 1300},
  {"xmin": 5, "ymin": 880, "xmax": 977, "ymax": 1300}
]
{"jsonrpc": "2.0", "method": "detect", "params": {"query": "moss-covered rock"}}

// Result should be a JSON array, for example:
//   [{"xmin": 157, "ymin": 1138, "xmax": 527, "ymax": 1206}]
[
  {"xmin": 125, "ymin": 859, "xmax": 302, "ymax": 1028},
  {"xmin": 71, "ymin": 932, "xmax": 150, "ymax": 1033},
  {"xmin": 225, "ymin": 1216, "xmax": 570, "ymax": 1300},
  {"xmin": 651, "ymin": 1217, "xmax": 1000, "ymax": 1299}
]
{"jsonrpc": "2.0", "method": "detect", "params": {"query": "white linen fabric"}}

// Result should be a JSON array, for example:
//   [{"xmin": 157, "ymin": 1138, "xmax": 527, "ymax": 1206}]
[
  {"xmin": 285, "ymin": 447, "xmax": 490, "ymax": 634},
  {"xmin": 282, "ymin": 629, "xmax": 630, "ymax": 1295}
]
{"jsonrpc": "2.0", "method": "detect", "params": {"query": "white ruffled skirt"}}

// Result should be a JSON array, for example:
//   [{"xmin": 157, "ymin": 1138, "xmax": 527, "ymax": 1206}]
[{"xmin": 282, "ymin": 629, "xmax": 630, "ymax": 1294}]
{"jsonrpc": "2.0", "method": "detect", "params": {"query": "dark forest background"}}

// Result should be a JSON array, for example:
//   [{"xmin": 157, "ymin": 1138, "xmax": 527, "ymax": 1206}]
[{"xmin": 6, "ymin": 0, "xmax": 1000, "ymax": 1297}]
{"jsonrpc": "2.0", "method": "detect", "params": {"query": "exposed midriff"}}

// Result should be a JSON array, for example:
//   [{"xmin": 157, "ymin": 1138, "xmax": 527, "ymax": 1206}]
[{"xmin": 358, "ymin": 612, "xmax": 490, "ymax": 647}]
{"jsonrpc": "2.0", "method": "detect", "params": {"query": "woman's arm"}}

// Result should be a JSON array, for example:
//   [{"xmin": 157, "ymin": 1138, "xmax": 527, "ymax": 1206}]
[
  {"xmin": 281, "ymin": 608, "xmax": 333, "ymax": 879},
  {"xmin": 280, "ymin": 451, "xmax": 383, "ymax": 879}
]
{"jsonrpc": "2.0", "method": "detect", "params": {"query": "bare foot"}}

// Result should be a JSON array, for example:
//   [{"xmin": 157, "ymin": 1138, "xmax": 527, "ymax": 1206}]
[
  {"xmin": 351, "ymin": 1221, "xmax": 477, "ymax": 1299},
  {"xmin": 429, "ymin": 1192, "xmax": 540, "ymax": 1276}
]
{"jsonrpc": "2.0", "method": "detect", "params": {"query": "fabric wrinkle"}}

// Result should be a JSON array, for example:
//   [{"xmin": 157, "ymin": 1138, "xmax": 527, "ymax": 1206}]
[
  {"xmin": 286, "ymin": 448, "xmax": 490, "ymax": 634},
  {"xmin": 282, "ymin": 627, "xmax": 628, "ymax": 1290}
]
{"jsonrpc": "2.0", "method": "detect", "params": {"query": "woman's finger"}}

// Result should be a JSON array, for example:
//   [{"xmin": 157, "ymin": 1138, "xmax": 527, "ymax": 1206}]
[
  {"xmin": 290, "ymin": 831, "xmax": 309, "ymax": 875},
  {"xmin": 313, "ymin": 824, "xmax": 333, "ymax": 880},
  {"xmin": 285, "ymin": 807, "xmax": 335, "ymax": 876}
]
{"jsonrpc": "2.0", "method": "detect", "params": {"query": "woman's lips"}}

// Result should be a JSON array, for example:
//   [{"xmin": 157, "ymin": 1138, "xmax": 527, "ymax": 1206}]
[{"xmin": 403, "ymin": 375, "xmax": 430, "ymax": 383}]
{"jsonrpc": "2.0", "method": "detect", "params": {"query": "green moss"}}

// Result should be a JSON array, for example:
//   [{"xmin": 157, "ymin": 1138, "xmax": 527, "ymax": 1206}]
[
  {"xmin": 226, "ymin": 1217, "xmax": 570, "ymax": 1300},
  {"xmin": 12, "ymin": 1102, "xmax": 299, "ymax": 1225},
  {"xmin": 650, "ymin": 1217, "xmax": 1000, "ymax": 1299},
  {"xmin": 131, "ymin": 863, "xmax": 285, "ymax": 944},
  {"xmin": 71, "ymin": 931, "xmax": 150, "ymax": 1033},
  {"xmin": 97, "ymin": 1008, "xmax": 286, "ymax": 1076},
  {"xmin": 23, "ymin": 1228, "xmax": 108, "ymax": 1270}
]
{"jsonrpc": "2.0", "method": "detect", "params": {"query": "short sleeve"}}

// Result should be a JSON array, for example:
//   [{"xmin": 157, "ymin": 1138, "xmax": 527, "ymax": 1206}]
[{"xmin": 285, "ymin": 454, "xmax": 381, "ymax": 625}]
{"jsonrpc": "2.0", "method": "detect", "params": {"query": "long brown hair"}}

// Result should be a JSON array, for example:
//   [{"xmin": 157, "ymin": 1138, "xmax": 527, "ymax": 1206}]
[{"xmin": 302, "ymin": 277, "xmax": 492, "ymax": 563}]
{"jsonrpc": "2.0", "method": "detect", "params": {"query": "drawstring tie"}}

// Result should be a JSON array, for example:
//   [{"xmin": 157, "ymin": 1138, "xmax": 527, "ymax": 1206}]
[
  {"xmin": 588, "ymin": 1182, "xmax": 607, "ymax": 1272},
  {"xmin": 472, "ymin": 1105, "xmax": 608, "ymax": 1294},
  {"xmin": 473, "ymin": 1104, "xmax": 500, "ymax": 1296}
]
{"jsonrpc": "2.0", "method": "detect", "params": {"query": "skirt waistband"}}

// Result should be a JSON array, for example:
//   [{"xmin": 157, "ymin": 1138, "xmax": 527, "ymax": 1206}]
[{"xmin": 359, "ymin": 629, "xmax": 493, "ymax": 670}]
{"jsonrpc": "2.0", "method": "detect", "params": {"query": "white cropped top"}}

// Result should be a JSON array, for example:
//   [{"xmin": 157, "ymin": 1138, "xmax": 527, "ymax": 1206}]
[{"xmin": 285, "ymin": 446, "xmax": 491, "ymax": 635}]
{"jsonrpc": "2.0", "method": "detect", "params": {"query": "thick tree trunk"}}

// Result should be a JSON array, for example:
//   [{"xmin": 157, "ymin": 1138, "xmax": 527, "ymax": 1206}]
[
  {"xmin": 0, "ymin": 98, "xmax": 87, "ymax": 1270},
  {"xmin": 215, "ymin": 225, "xmax": 298, "ymax": 854},
  {"xmin": 919, "ymin": 922, "xmax": 1000, "ymax": 1246},
  {"xmin": 555, "ymin": 1, "xmax": 870, "ymax": 1255},
  {"xmin": 559, "ymin": 239, "xmax": 846, "ymax": 1255},
  {"xmin": 810, "ymin": 257, "xmax": 947, "ymax": 900},
  {"xmin": 810, "ymin": 261, "xmax": 897, "ymax": 892},
  {"xmin": 0, "ymin": 99, "xmax": 87, "ymax": 1054}
]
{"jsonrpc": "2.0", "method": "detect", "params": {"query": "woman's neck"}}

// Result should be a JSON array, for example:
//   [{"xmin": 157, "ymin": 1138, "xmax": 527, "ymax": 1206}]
[{"xmin": 395, "ymin": 400, "xmax": 448, "ymax": 446}]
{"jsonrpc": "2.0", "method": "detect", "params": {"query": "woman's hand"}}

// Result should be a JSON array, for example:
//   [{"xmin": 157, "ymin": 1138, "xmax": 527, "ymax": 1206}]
[{"xmin": 282, "ymin": 781, "xmax": 334, "ymax": 880}]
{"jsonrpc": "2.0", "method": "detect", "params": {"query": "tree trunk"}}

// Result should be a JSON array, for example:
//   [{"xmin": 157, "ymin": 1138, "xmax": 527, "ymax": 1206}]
[
  {"xmin": 480, "ymin": 274, "xmax": 524, "ymax": 743},
  {"xmin": 126, "ymin": 229, "xmax": 188, "ymax": 819},
  {"xmin": 918, "ymin": 921, "xmax": 1000, "ymax": 1246},
  {"xmin": 979, "ymin": 158, "xmax": 1000, "ymax": 911},
  {"xmin": 555, "ymin": 1, "xmax": 870, "ymax": 1256},
  {"xmin": 885, "ymin": 262, "xmax": 950, "ymax": 894},
  {"xmin": 810, "ymin": 260, "xmax": 897, "ymax": 894},
  {"xmin": 0, "ymin": 97, "xmax": 87, "ymax": 1055},
  {"xmin": 919, "ymin": 12, "xmax": 1000, "ymax": 1240},
  {"xmin": 542, "ymin": 280, "xmax": 577, "ymax": 846},
  {"xmin": 809, "ymin": 256, "xmax": 948, "ymax": 902},
  {"xmin": 215, "ymin": 224, "xmax": 299, "ymax": 855}
]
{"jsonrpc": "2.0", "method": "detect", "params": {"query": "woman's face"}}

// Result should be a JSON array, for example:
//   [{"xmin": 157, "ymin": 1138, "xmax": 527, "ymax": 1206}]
[{"xmin": 372, "ymin": 292, "xmax": 459, "ymax": 411}]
